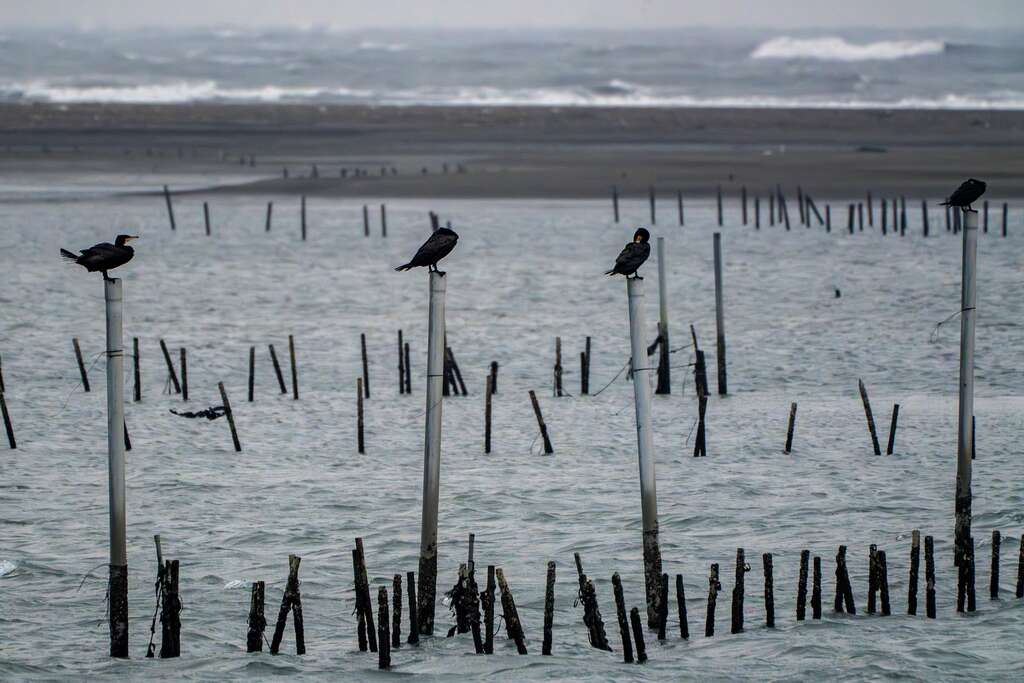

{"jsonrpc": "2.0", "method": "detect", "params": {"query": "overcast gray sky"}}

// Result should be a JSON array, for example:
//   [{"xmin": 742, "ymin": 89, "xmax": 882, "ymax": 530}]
[{"xmin": 3, "ymin": 0, "xmax": 1021, "ymax": 29}]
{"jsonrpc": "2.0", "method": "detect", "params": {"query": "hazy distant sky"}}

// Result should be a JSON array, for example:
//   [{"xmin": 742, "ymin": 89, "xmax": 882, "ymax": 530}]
[{"xmin": 3, "ymin": 0, "xmax": 1022, "ymax": 30}]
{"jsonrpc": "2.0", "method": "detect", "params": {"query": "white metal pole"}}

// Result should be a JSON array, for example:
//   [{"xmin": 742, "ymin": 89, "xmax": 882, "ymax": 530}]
[
  {"xmin": 104, "ymin": 277, "xmax": 128, "ymax": 657},
  {"xmin": 955, "ymin": 209, "xmax": 977, "ymax": 563},
  {"xmin": 417, "ymin": 271, "xmax": 446, "ymax": 635},
  {"xmin": 626, "ymin": 276, "xmax": 663, "ymax": 627},
  {"xmin": 713, "ymin": 232, "xmax": 727, "ymax": 395}
]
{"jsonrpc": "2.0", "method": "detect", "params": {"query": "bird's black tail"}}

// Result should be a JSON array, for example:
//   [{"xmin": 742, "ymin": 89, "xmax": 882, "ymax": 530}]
[
  {"xmin": 605, "ymin": 269, "xmax": 616, "ymax": 276},
  {"xmin": 60, "ymin": 248, "xmax": 78, "ymax": 262},
  {"xmin": 394, "ymin": 263, "xmax": 413, "ymax": 271}
]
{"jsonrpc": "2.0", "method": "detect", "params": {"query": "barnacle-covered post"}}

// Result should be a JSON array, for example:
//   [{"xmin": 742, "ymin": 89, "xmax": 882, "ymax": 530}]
[{"xmin": 105, "ymin": 278, "xmax": 128, "ymax": 657}]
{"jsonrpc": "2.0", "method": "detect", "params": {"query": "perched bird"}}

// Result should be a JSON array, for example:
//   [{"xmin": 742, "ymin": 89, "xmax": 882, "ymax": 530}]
[
  {"xmin": 395, "ymin": 227, "xmax": 459, "ymax": 275},
  {"xmin": 606, "ymin": 227, "xmax": 651, "ymax": 279},
  {"xmin": 940, "ymin": 178, "xmax": 987, "ymax": 210},
  {"xmin": 60, "ymin": 234, "xmax": 138, "ymax": 280}
]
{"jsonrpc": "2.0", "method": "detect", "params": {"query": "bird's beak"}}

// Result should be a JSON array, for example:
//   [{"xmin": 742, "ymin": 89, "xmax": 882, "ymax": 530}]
[{"xmin": 127, "ymin": 235, "xmax": 139, "ymax": 242}]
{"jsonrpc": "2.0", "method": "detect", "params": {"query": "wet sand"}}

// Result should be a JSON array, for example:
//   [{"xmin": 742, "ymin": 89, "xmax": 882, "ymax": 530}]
[{"xmin": 1, "ymin": 103, "xmax": 1023, "ymax": 198}]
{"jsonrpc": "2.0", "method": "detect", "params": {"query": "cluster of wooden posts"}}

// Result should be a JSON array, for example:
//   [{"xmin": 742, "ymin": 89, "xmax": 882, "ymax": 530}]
[
  {"xmin": 131, "ymin": 527, "xmax": 1024, "ymax": 668},
  {"xmin": 611, "ymin": 185, "xmax": 1013, "ymax": 238}
]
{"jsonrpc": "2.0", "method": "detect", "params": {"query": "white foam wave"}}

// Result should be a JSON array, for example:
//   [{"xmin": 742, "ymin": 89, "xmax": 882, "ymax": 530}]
[
  {"xmin": 1, "ymin": 80, "xmax": 371, "ymax": 104},
  {"xmin": 0, "ymin": 560, "xmax": 16, "ymax": 577},
  {"xmin": 752, "ymin": 36, "xmax": 945, "ymax": 61},
  {"xmin": 223, "ymin": 579, "xmax": 247, "ymax": 589},
  {"xmin": 356, "ymin": 40, "xmax": 407, "ymax": 52}
]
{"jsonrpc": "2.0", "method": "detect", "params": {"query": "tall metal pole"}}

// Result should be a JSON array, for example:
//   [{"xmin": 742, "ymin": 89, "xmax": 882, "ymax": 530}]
[
  {"xmin": 955, "ymin": 209, "xmax": 977, "ymax": 567},
  {"xmin": 655, "ymin": 237, "xmax": 670, "ymax": 394},
  {"xmin": 713, "ymin": 233, "xmax": 728, "ymax": 395},
  {"xmin": 417, "ymin": 271, "xmax": 446, "ymax": 635},
  {"xmin": 626, "ymin": 277, "xmax": 663, "ymax": 627},
  {"xmin": 105, "ymin": 278, "xmax": 128, "ymax": 657}
]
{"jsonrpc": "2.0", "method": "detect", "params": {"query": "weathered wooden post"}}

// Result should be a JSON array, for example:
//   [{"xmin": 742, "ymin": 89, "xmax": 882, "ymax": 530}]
[
  {"xmin": 784, "ymin": 402, "xmax": 797, "ymax": 453},
  {"xmin": 163, "ymin": 185, "xmax": 176, "ymax": 231},
  {"xmin": 763, "ymin": 554, "xmax": 775, "ymax": 627},
  {"xmin": 248, "ymin": 346, "xmax": 255, "ymax": 402},
  {"xmin": 131, "ymin": 337, "xmax": 140, "ymax": 402},
  {"xmin": 676, "ymin": 573, "xmax": 689, "ymax": 638},
  {"xmin": 218, "ymin": 382, "xmax": 242, "ymax": 452},
  {"xmin": 755, "ymin": 196, "xmax": 761, "ymax": 229},
  {"xmin": 955, "ymin": 209, "xmax": 978, "ymax": 596},
  {"xmin": 496, "ymin": 568, "xmax": 527, "ymax": 654},
  {"xmin": 625, "ymin": 276, "xmax": 663, "ymax": 626},
  {"xmin": 1002, "ymin": 202, "xmax": 1008, "ymax": 237},
  {"xmin": 611, "ymin": 573, "xmax": 633, "ymax": 662},
  {"xmin": 265, "ymin": 202, "xmax": 273, "ymax": 232},
  {"xmin": 363, "ymin": 204, "xmax": 370, "ymax": 237},
  {"xmin": 925, "ymin": 535, "xmax": 936, "ymax": 618},
  {"xmin": 677, "ymin": 190, "xmax": 684, "ymax": 226},
  {"xmin": 270, "ymin": 554, "xmax": 305, "ymax": 655},
  {"xmin": 397, "ymin": 330, "xmax": 405, "ymax": 394},
  {"xmin": 867, "ymin": 191, "xmax": 874, "ymax": 225},
  {"xmin": 983, "ymin": 200, "xmax": 989, "ymax": 233},
  {"xmin": 529, "ymin": 390, "xmax": 554, "ymax": 454},
  {"xmin": 417, "ymin": 271, "xmax": 446, "ymax": 635},
  {"xmin": 405, "ymin": 343, "xmax": 412, "ymax": 393},
  {"xmin": 542, "ymin": 561, "xmax": 555, "ymax": 655},
  {"xmin": 180, "ymin": 348, "xmax": 188, "ymax": 401},
  {"xmin": 713, "ymin": 233, "xmax": 727, "ymax": 395},
  {"xmin": 716, "ymin": 185, "xmax": 723, "ymax": 226},
  {"xmin": 104, "ymin": 278, "xmax": 128, "ymax": 657},
  {"xmin": 731, "ymin": 548, "xmax": 746, "ymax": 633},
  {"xmin": 378, "ymin": 587, "xmax": 391, "ymax": 669},
  {"xmin": 908, "ymin": 530, "xmax": 920, "ymax": 615},
  {"xmin": 826, "ymin": 205, "xmax": 831, "ymax": 232},
  {"xmin": 73, "ymin": 337, "xmax": 90, "ymax": 392},
  {"xmin": 484, "ymin": 375, "xmax": 492, "ymax": 454},
  {"xmin": 301, "ymin": 196, "xmax": 307, "ymax": 241},
  {"xmin": 858, "ymin": 379, "xmax": 881, "ymax": 455},
  {"xmin": 886, "ymin": 404, "xmax": 899, "ymax": 454},
  {"xmin": 705, "ymin": 563, "xmax": 720, "ymax": 637},
  {"xmin": 0, "ymin": 392, "xmax": 15, "ymax": 449},
  {"xmin": 612, "ymin": 186, "xmax": 620, "ymax": 223},
  {"xmin": 392, "ymin": 574, "xmax": 402, "ymax": 648},
  {"xmin": 407, "ymin": 571, "xmax": 419, "ymax": 645},
  {"xmin": 991, "ymin": 530, "xmax": 1001, "ymax": 599},
  {"xmin": 1017, "ymin": 538, "xmax": 1024, "ymax": 599},
  {"xmin": 553, "ymin": 337, "xmax": 563, "ymax": 397},
  {"xmin": 268, "ymin": 344, "xmax": 286, "ymax": 394},
  {"xmin": 797, "ymin": 549, "xmax": 809, "ymax": 621},
  {"xmin": 357, "ymin": 378, "xmax": 365, "ymax": 454},
  {"xmin": 812, "ymin": 556, "xmax": 822, "ymax": 619},
  {"xmin": 203, "ymin": 202, "xmax": 211, "ymax": 236},
  {"xmin": 247, "ymin": 581, "xmax": 266, "ymax": 652},
  {"xmin": 655, "ymin": 236, "xmax": 670, "ymax": 394},
  {"xmin": 159, "ymin": 559, "xmax": 181, "ymax": 658},
  {"xmin": 649, "ymin": 186, "xmax": 656, "ymax": 224},
  {"xmin": 922, "ymin": 200, "xmax": 929, "ymax": 237},
  {"xmin": 288, "ymin": 334, "xmax": 298, "ymax": 400},
  {"xmin": 629, "ymin": 608, "xmax": 647, "ymax": 663},
  {"xmin": 381, "ymin": 204, "xmax": 387, "ymax": 238},
  {"xmin": 360, "ymin": 333, "xmax": 370, "ymax": 398},
  {"xmin": 770, "ymin": 193, "xmax": 775, "ymax": 226},
  {"xmin": 741, "ymin": 186, "xmax": 748, "ymax": 225}
]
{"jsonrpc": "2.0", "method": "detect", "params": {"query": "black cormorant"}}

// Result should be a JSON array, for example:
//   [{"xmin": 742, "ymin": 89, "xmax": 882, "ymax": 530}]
[
  {"xmin": 395, "ymin": 227, "xmax": 458, "ymax": 275},
  {"xmin": 940, "ymin": 179, "xmax": 986, "ymax": 210},
  {"xmin": 606, "ymin": 227, "xmax": 651, "ymax": 279},
  {"xmin": 60, "ymin": 234, "xmax": 138, "ymax": 280}
]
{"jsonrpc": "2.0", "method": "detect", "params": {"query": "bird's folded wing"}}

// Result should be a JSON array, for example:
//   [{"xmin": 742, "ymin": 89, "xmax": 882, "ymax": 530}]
[{"xmin": 614, "ymin": 243, "xmax": 636, "ymax": 266}]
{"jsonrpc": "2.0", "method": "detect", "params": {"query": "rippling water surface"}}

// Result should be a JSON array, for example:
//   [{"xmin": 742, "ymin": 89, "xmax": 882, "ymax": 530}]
[{"xmin": 1, "ymin": 193, "xmax": 1023, "ymax": 680}]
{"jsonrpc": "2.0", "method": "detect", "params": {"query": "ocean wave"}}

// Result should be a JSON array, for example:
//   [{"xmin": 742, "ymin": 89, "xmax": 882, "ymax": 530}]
[
  {"xmin": 0, "ymin": 80, "xmax": 371, "ymax": 104},
  {"xmin": 0, "ymin": 560, "xmax": 16, "ymax": 578},
  {"xmin": 356, "ymin": 40, "xmax": 407, "ymax": 52},
  {"xmin": 751, "ymin": 36, "xmax": 945, "ymax": 61}
]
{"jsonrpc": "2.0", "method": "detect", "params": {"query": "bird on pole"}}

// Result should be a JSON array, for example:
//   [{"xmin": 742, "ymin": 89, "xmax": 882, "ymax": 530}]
[
  {"xmin": 940, "ymin": 179, "xmax": 987, "ymax": 210},
  {"xmin": 395, "ymin": 227, "xmax": 459, "ymax": 275},
  {"xmin": 606, "ymin": 227, "xmax": 651, "ymax": 279},
  {"xmin": 60, "ymin": 234, "xmax": 138, "ymax": 281}
]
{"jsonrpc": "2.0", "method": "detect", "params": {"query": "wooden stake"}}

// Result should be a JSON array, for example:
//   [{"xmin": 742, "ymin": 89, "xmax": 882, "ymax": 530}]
[
  {"xmin": 797, "ymin": 549, "xmax": 809, "ymax": 621},
  {"xmin": 495, "ymin": 568, "xmax": 527, "ymax": 654},
  {"xmin": 218, "ymin": 382, "xmax": 241, "ymax": 452},
  {"xmin": 160, "ymin": 339, "xmax": 181, "ymax": 394},
  {"xmin": 908, "ymin": 530, "xmax": 920, "ymax": 615},
  {"xmin": 676, "ymin": 573, "xmax": 689, "ymax": 638},
  {"xmin": 649, "ymin": 186, "xmax": 656, "ymax": 225},
  {"xmin": 991, "ymin": 530, "xmax": 1001, "ymax": 599},
  {"xmin": 886, "ymin": 404, "xmax": 899, "ymax": 454},
  {"xmin": 612, "ymin": 573, "xmax": 634, "ymax": 662},
  {"xmin": 834, "ymin": 545, "xmax": 856, "ymax": 613},
  {"xmin": 713, "ymin": 233, "xmax": 727, "ymax": 395},
  {"xmin": 658, "ymin": 572, "xmax": 669, "ymax": 640},
  {"xmin": 706, "ymin": 563, "xmax": 720, "ymax": 637},
  {"xmin": 677, "ymin": 190, "xmax": 684, "ymax": 226},
  {"xmin": 731, "ymin": 548, "xmax": 745, "ymax": 634},
  {"xmin": 398, "ymin": 330, "xmax": 405, "ymax": 394},
  {"xmin": 360, "ymin": 333, "xmax": 370, "ymax": 398},
  {"xmin": 268, "ymin": 344, "xmax": 287, "ymax": 394},
  {"xmin": 582, "ymin": 337, "xmax": 591, "ymax": 395},
  {"xmin": 1017, "ymin": 536, "xmax": 1024, "ymax": 599},
  {"xmin": 163, "ymin": 185, "xmax": 176, "ymax": 231},
  {"xmin": 716, "ymin": 185, "xmax": 723, "ymax": 226},
  {"xmin": 73, "ymin": 337, "xmax": 90, "ymax": 392},
  {"xmin": 542, "ymin": 561, "xmax": 555, "ymax": 655},
  {"xmin": 867, "ymin": 191, "xmax": 874, "ymax": 225},
  {"xmin": 265, "ymin": 202, "xmax": 273, "ymax": 232},
  {"xmin": 629, "ymin": 607, "xmax": 647, "ymax": 664},
  {"xmin": 1, "ymin": 393, "xmax": 16, "ymax": 449},
  {"xmin": 612, "ymin": 186, "xmax": 619, "ymax": 223},
  {"xmin": 392, "ymin": 574, "xmax": 402, "ymax": 648},
  {"xmin": 179, "ymin": 348, "xmax": 188, "ymax": 401},
  {"xmin": 288, "ymin": 334, "xmax": 298, "ymax": 400},
  {"xmin": 858, "ymin": 379, "xmax": 881, "ymax": 455},
  {"xmin": 868, "ymin": 544, "xmax": 878, "ymax": 614},
  {"xmin": 378, "ymin": 587, "xmax": 391, "ymax": 670},
  {"xmin": 407, "ymin": 571, "xmax": 420, "ymax": 645},
  {"xmin": 529, "ymin": 390, "xmax": 553, "ymax": 454},
  {"xmin": 482, "ymin": 566, "xmax": 494, "ymax": 653},
  {"xmin": 269, "ymin": 554, "xmax": 305, "ymax": 655},
  {"xmin": 203, "ymin": 202, "xmax": 211, "ymax": 236},
  {"xmin": 763, "ymin": 553, "xmax": 774, "ymax": 628},
  {"xmin": 922, "ymin": 200, "xmax": 929, "ymax": 237},
  {"xmin": 755, "ymin": 196, "xmax": 761, "ymax": 229},
  {"xmin": 159, "ymin": 560, "xmax": 181, "ymax": 658},
  {"xmin": 248, "ymin": 346, "xmax": 255, "ymax": 402},
  {"xmin": 878, "ymin": 550, "xmax": 891, "ymax": 615},
  {"xmin": 742, "ymin": 186, "xmax": 748, "ymax": 225},
  {"xmin": 301, "ymin": 196, "xmax": 307, "ymax": 241},
  {"xmin": 133, "ymin": 337, "xmax": 140, "ymax": 402},
  {"xmin": 363, "ymin": 204, "xmax": 369, "ymax": 237},
  {"xmin": 247, "ymin": 581, "xmax": 266, "ymax": 652},
  {"xmin": 812, "ymin": 556, "xmax": 822, "ymax": 619},
  {"xmin": 554, "ymin": 337, "xmax": 563, "ymax": 397},
  {"xmin": 784, "ymin": 402, "xmax": 797, "ymax": 453},
  {"xmin": 484, "ymin": 375, "xmax": 492, "ymax": 454},
  {"xmin": 925, "ymin": 535, "xmax": 936, "ymax": 618},
  {"xmin": 357, "ymin": 378, "xmax": 365, "ymax": 454},
  {"xmin": 489, "ymin": 361, "xmax": 498, "ymax": 395},
  {"xmin": 405, "ymin": 343, "xmax": 412, "ymax": 394},
  {"xmin": 381, "ymin": 204, "xmax": 387, "ymax": 238}
]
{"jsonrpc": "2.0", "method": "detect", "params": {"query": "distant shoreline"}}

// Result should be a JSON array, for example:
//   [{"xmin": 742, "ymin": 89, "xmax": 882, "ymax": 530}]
[{"xmin": 2, "ymin": 103, "xmax": 1022, "ymax": 199}]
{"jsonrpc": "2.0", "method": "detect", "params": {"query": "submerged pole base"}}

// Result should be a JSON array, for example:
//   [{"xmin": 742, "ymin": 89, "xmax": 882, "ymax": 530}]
[
  {"xmin": 643, "ymin": 527, "xmax": 664, "ymax": 629},
  {"xmin": 416, "ymin": 552, "xmax": 437, "ymax": 635},
  {"xmin": 109, "ymin": 564, "xmax": 129, "ymax": 658}
]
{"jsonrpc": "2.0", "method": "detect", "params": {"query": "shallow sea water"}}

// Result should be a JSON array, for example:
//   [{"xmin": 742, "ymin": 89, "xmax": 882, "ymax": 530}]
[{"xmin": 0, "ymin": 192, "xmax": 1022, "ymax": 680}]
